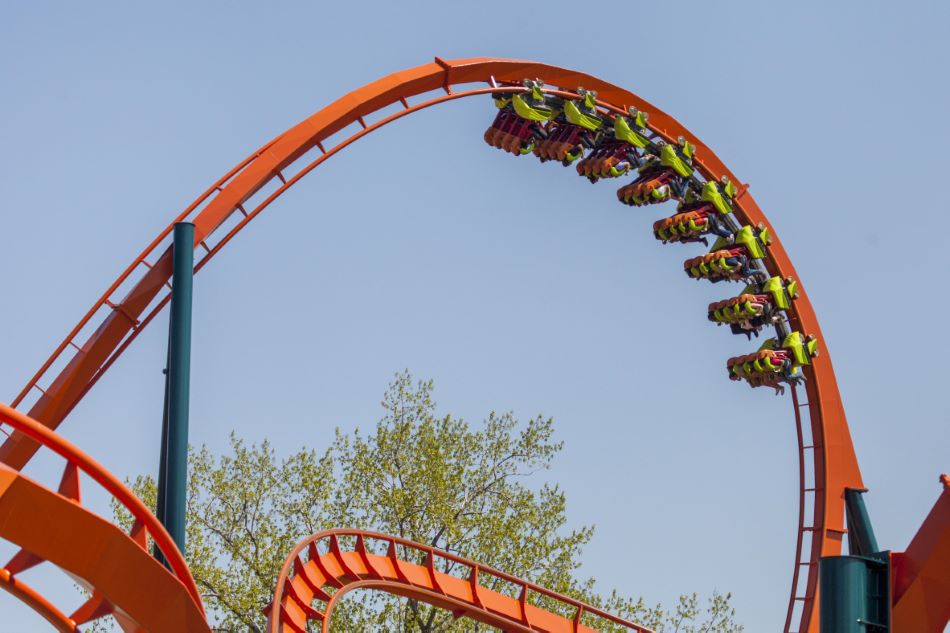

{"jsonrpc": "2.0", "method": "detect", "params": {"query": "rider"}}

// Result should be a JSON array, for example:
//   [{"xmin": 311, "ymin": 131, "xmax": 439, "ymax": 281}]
[
  {"xmin": 535, "ymin": 88, "xmax": 604, "ymax": 165},
  {"xmin": 727, "ymin": 331, "xmax": 818, "ymax": 393},
  {"xmin": 484, "ymin": 80, "xmax": 559, "ymax": 156},
  {"xmin": 693, "ymin": 223, "xmax": 770, "ymax": 280},
  {"xmin": 616, "ymin": 137, "xmax": 695, "ymax": 206},
  {"xmin": 708, "ymin": 276, "xmax": 797, "ymax": 338},
  {"xmin": 685, "ymin": 245, "xmax": 759, "ymax": 282},
  {"xmin": 577, "ymin": 108, "xmax": 651, "ymax": 182},
  {"xmin": 653, "ymin": 176, "xmax": 739, "ymax": 244}
]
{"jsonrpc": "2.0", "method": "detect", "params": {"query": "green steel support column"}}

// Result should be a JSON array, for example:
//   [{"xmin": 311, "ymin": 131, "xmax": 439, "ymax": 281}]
[
  {"xmin": 819, "ymin": 554, "xmax": 889, "ymax": 632},
  {"xmin": 821, "ymin": 489, "xmax": 889, "ymax": 631},
  {"xmin": 845, "ymin": 488, "xmax": 880, "ymax": 557},
  {"xmin": 154, "ymin": 344, "xmax": 171, "ymax": 563},
  {"xmin": 160, "ymin": 222, "xmax": 194, "ymax": 553}
]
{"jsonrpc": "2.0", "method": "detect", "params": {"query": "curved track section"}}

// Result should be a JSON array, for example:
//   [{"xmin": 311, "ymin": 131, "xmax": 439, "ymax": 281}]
[
  {"xmin": 2, "ymin": 58, "xmax": 865, "ymax": 631},
  {"xmin": 268, "ymin": 529, "xmax": 652, "ymax": 633},
  {"xmin": 0, "ymin": 403, "xmax": 207, "ymax": 632},
  {"xmin": 0, "ymin": 569, "xmax": 76, "ymax": 632}
]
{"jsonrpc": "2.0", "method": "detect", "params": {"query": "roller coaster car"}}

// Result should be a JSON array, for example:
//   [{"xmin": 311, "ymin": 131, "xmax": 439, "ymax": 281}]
[
  {"xmin": 728, "ymin": 348, "xmax": 791, "ymax": 393},
  {"xmin": 655, "ymin": 179, "xmax": 741, "ymax": 243},
  {"xmin": 533, "ymin": 89, "xmax": 604, "ymax": 165},
  {"xmin": 616, "ymin": 139, "xmax": 695, "ymax": 206},
  {"xmin": 727, "ymin": 332, "xmax": 818, "ymax": 394},
  {"xmin": 707, "ymin": 277, "xmax": 798, "ymax": 337},
  {"xmin": 616, "ymin": 166, "xmax": 679, "ymax": 206},
  {"xmin": 577, "ymin": 141, "xmax": 637, "ymax": 181},
  {"xmin": 654, "ymin": 208, "xmax": 709, "ymax": 244},
  {"xmin": 684, "ymin": 246, "xmax": 756, "ymax": 282},
  {"xmin": 483, "ymin": 84, "xmax": 558, "ymax": 156},
  {"xmin": 685, "ymin": 223, "xmax": 772, "ymax": 281},
  {"xmin": 653, "ymin": 204, "xmax": 730, "ymax": 244},
  {"xmin": 708, "ymin": 292, "xmax": 773, "ymax": 336},
  {"xmin": 689, "ymin": 178, "xmax": 738, "ymax": 214},
  {"xmin": 483, "ymin": 105, "xmax": 538, "ymax": 156},
  {"xmin": 576, "ymin": 111, "xmax": 650, "ymax": 181}
]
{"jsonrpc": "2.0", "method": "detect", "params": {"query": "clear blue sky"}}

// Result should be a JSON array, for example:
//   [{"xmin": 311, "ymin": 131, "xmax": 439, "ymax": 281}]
[{"xmin": 2, "ymin": 1, "xmax": 948, "ymax": 629}]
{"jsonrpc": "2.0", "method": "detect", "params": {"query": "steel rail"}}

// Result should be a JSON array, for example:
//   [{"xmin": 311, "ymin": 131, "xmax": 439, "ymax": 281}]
[
  {"xmin": 0, "ymin": 570, "xmax": 76, "ymax": 632},
  {"xmin": 788, "ymin": 384, "xmax": 810, "ymax": 631},
  {"xmin": 1, "ymin": 58, "xmax": 864, "ymax": 632}
]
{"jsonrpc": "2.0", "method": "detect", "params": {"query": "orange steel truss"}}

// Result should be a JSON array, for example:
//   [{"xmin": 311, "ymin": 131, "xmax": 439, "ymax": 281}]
[
  {"xmin": 0, "ymin": 57, "xmax": 945, "ymax": 631},
  {"xmin": 268, "ymin": 529, "xmax": 653, "ymax": 633}
]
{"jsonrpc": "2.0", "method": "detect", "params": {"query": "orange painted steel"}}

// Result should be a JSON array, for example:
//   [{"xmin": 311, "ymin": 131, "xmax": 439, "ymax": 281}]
[
  {"xmin": 891, "ymin": 476, "xmax": 950, "ymax": 631},
  {"xmin": 0, "ymin": 570, "xmax": 77, "ymax": 632},
  {"xmin": 0, "ymin": 58, "xmax": 882, "ymax": 630},
  {"xmin": 0, "ymin": 464, "xmax": 210, "ymax": 632},
  {"xmin": 268, "ymin": 529, "xmax": 653, "ymax": 633},
  {"xmin": 0, "ymin": 402, "xmax": 207, "ymax": 630}
]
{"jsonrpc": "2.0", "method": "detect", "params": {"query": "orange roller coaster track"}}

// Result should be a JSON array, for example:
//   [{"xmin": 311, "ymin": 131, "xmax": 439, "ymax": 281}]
[
  {"xmin": 0, "ymin": 402, "xmax": 207, "ymax": 632},
  {"xmin": 268, "ymin": 529, "xmax": 653, "ymax": 633},
  {"xmin": 1, "ymin": 57, "xmax": 945, "ymax": 631}
]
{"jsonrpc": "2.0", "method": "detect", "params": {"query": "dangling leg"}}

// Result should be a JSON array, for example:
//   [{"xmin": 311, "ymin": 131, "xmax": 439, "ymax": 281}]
[{"xmin": 709, "ymin": 215, "xmax": 734, "ymax": 238}]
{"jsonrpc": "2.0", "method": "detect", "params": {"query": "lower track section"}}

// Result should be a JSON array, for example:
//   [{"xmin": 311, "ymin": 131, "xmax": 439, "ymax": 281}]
[{"xmin": 269, "ymin": 529, "xmax": 652, "ymax": 633}]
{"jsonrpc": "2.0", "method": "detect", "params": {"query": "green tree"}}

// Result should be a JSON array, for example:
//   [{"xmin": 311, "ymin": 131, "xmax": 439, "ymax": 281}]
[{"xmin": 115, "ymin": 371, "xmax": 741, "ymax": 632}]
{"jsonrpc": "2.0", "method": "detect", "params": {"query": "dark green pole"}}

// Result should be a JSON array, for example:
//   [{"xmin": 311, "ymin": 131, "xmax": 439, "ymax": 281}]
[
  {"xmin": 845, "ymin": 488, "xmax": 880, "ymax": 557},
  {"xmin": 819, "ymin": 489, "xmax": 889, "ymax": 631},
  {"xmin": 159, "ymin": 222, "xmax": 194, "ymax": 554},
  {"xmin": 154, "ymin": 342, "xmax": 171, "ymax": 563},
  {"xmin": 819, "ymin": 554, "xmax": 889, "ymax": 632}
]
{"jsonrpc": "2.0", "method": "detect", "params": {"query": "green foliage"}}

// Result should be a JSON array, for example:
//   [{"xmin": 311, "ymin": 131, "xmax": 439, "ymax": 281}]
[{"xmin": 114, "ymin": 371, "xmax": 741, "ymax": 632}]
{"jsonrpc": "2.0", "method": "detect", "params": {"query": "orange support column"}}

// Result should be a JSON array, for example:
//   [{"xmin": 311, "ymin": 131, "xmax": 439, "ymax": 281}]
[{"xmin": 891, "ymin": 475, "xmax": 950, "ymax": 631}]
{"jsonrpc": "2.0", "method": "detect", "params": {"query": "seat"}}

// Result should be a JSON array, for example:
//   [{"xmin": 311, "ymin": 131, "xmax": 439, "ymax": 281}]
[
  {"xmin": 616, "ymin": 166, "xmax": 678, "ymax": 206},
  {"xmin": 684, "ymin": 246, "xmax": 754, "ymax": 282}
]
